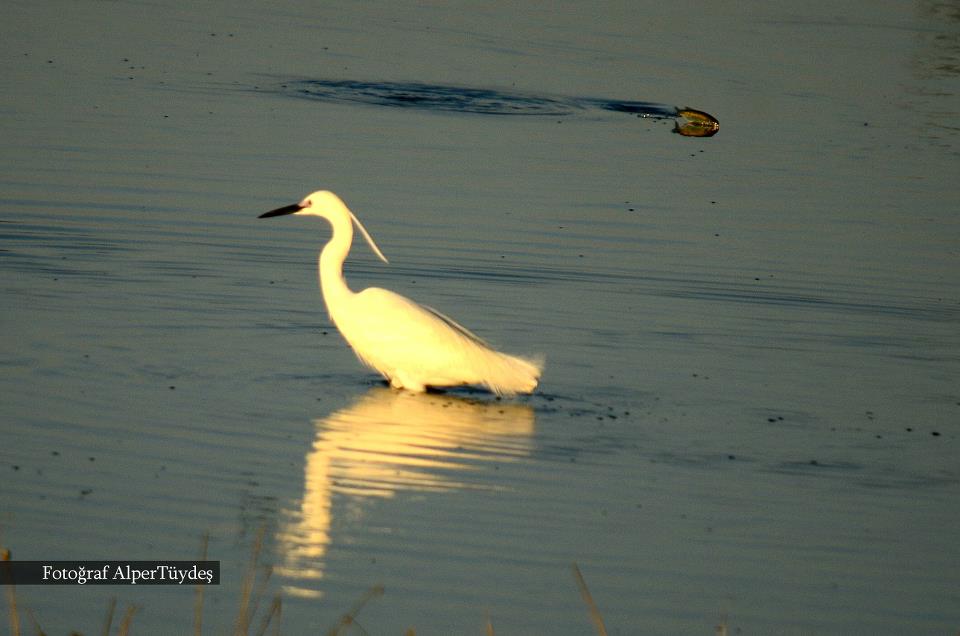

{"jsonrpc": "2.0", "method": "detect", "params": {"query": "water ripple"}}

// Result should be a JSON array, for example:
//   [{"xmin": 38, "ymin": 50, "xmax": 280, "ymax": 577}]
[{"xmin": 269, "ymin": 79, "xmax": 719, "ymax": 136}]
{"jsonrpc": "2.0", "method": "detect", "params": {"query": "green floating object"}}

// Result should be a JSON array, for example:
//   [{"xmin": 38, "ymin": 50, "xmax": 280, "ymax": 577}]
[{"xmin": 674, "ymin": 108, "xmax": 720, "ymax": 137}]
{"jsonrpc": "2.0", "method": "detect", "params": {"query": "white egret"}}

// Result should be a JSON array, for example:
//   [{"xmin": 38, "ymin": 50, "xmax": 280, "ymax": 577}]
[{"xmin": 259, "ymin": 191, "xmax": 543, "ymax": 395}]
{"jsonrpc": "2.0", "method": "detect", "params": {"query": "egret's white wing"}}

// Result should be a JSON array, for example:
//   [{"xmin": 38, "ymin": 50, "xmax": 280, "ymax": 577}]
[
  {"xmin": 419, "ymin": 304, "xmax": 491, "ymax": 348},
  {"xmin": 335, "ymin": 287, "xmax": 487, "ymax": 362},
  {"xmin": 330, "ymin": 286, "xmax": 541, "ymax": 394}
]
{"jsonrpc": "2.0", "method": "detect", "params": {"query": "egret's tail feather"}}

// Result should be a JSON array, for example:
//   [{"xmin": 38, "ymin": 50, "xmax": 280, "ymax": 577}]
[{"xmin": 480, "ymin": 350, "xmax": 544, "ymax": 396}]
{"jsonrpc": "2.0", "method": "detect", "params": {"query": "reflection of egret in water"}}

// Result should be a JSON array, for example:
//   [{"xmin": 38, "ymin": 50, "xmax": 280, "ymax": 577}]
[{"xmin": 275, "ymin": 387, "xmax": 535, "ymax": 597}]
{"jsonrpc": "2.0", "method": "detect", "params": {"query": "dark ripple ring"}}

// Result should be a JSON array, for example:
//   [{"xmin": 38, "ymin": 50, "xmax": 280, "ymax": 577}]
[{"xmin": 274, "ymin": 79, "xmax": 719, "ymax": 137}]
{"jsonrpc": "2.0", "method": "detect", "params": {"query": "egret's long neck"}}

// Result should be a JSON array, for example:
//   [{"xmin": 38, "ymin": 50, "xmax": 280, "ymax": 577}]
[{"xmin": 318, "ymin": 211, "xmax": 354, "ymax": 309}]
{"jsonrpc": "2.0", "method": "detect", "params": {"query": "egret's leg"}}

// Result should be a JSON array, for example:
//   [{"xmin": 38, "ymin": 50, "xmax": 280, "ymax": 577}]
[{"xmin": 389, "ymin": 373, "xmax": 426, "ymax": 393}]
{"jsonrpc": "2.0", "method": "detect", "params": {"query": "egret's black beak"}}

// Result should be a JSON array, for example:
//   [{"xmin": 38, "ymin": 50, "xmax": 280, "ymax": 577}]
[{"xmin": 259, "ymin": 203, "xmax": 303, "ymax": 218}]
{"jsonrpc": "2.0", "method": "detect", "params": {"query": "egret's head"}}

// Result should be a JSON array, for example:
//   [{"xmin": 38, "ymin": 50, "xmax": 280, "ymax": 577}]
[
  {"xmin": 296, "ymin": 190, "xmax": 351, "ymax": 217},
  {"xmin": 259, "ymin": 190, "xmax": 389, "ymax": 263}
]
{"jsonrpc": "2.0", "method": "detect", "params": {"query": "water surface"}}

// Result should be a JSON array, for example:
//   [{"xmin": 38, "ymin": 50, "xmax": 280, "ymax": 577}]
[{"xmin": 1, "ymin": 1, "xmax": 958, "ymax": 634}]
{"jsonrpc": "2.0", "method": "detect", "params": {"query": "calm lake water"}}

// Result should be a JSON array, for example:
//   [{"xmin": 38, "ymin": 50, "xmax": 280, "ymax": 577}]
[{"xmin": 2, "ymin": 1, "xmax": 958, "ymax": 634}]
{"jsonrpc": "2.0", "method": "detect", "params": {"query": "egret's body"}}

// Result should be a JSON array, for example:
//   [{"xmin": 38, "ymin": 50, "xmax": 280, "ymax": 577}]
[{"xmin": 260, "ymin": 191, "xmax": 542, "ymax": 395}]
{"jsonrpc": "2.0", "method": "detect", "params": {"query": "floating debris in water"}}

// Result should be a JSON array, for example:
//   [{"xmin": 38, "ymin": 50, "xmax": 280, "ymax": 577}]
[{"xmin": 674, "ymin": 108, "xmax": 721, "ymax": 137}]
